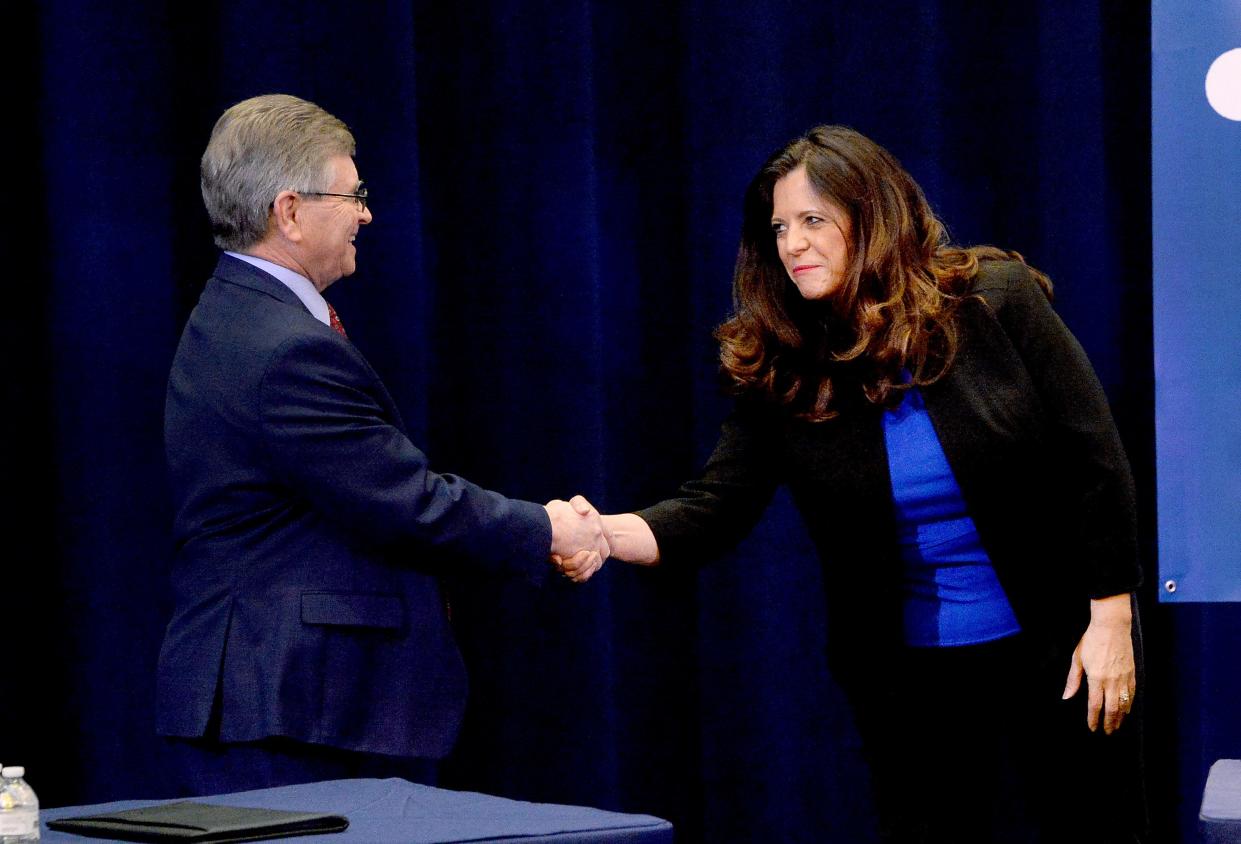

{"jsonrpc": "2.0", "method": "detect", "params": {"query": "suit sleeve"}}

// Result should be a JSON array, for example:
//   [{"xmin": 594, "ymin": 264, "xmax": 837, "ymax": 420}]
[
  {"xmin": 256, "ymin": 333, "xmax": 551, "ymax": 584},
  {"xmin": 977, "ymin": 261, "xmax": 1141, "ymax": 598},
  {"xmin": 636, "ymin": 400, "xmax": 781, "ymax": 567}
]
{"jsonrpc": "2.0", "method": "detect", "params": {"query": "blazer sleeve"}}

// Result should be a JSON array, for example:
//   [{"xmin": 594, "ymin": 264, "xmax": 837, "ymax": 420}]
[
  {"xmin": 257, "ymin": 332, "xmax": 552, "ymax": 584},
  {"xmin": 975, "ymin": 261, "xmax": 1141, "ymax": 598},
  {"xmin": 636, "ymin": 399, "xmax": 781, "ymax": 567}
]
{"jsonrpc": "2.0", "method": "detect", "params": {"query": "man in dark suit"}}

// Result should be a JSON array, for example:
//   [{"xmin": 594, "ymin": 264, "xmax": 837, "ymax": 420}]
[{"xmin": 157, "ymin": 94, "xmax": 606, "ymax": 795}]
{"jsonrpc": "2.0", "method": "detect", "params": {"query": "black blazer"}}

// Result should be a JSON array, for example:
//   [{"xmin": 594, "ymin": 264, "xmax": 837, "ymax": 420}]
[
  {"xmin": 157, "ymin": 254, "xmax": 551, "ymax": 758},
  {"xmin": 639, "ymin": 260, "xmax": 1140, "ymax": 682}
]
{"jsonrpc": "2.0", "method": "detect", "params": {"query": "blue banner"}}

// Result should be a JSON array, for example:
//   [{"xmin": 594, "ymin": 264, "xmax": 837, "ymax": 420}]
[{"xmin": 1153, "ymin": 1, "xmax": 1241, "ymax": 601}]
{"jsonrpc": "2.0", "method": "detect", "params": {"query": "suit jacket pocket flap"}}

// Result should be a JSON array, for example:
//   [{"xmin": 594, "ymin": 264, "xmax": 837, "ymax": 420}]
[{"xmin": 301, "ymin": 592, "xmax": 405, "ymax": 630}]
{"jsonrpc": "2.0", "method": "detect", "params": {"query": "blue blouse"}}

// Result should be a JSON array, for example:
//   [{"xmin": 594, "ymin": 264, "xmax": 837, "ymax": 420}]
[{"xmin": 882, "ymin": 387, "xmax": 1022, "ymax": 647}]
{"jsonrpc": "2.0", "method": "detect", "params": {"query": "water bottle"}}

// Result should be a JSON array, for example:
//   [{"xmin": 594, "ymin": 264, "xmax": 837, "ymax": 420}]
[{"xmin": 0, "ymin": 766, "xmax": 39, "ymax": 843}]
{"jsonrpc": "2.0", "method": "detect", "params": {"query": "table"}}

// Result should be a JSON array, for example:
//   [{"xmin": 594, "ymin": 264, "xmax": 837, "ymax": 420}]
[
  {"xmin": 40, "ymin": 777, "xmax": 673, "ymax": 843},
  {"xmin": 1202, "ymin": 759, "xmax": 1241, "ymax": 843}
]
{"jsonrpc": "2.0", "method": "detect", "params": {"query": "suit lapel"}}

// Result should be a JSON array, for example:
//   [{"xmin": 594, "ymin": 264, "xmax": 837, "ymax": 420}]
[
  {"xmin": 784, "ymin": 397, "xmax": 894, "ymax": 528},
  {"xmin": 211, "ymin": 253, "xmax": 409, "ymax": 432},
  {"xmin": 921, "ymin": 297, "xmax": 1045, "ymax": 519}
]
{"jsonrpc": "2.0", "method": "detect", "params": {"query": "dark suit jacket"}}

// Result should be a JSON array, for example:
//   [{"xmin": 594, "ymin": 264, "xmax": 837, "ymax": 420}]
[
  {"xmin": 157, "ymin": 254, "xmax": 551, "ymax": 758},
  {"xmin": 639, "ymin": 259, "xmax": 1140, "ymax": 689}
]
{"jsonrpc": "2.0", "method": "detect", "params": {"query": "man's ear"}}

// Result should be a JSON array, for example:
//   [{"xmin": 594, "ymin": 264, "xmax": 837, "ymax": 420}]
[{"xmin": 269, "ymin": 190, "xmax": 303, "ymax": 243}]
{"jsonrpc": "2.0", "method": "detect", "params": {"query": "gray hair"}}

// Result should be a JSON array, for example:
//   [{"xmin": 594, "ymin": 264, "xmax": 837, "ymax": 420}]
[{"xmin": 201, "ymin": 94, "xmax": 356, "ymax": 251}]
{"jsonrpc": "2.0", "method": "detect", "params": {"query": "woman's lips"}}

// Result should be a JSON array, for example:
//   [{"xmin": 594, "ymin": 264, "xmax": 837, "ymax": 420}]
[{"xmin": 792, "ymin": 264, "xmax": 820, "ymax": 274}]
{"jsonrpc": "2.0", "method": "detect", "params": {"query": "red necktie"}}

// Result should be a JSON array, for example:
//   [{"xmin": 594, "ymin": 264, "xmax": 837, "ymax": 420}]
[{"xmin": 327, "ymin": 303, "xmax": 348, "ymax": 338}]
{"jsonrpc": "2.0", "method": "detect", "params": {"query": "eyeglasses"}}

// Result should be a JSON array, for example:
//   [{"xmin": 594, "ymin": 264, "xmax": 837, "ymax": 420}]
[{"xmin": 301, "ymin": 184, "xmax": 369, "ymax": 211}]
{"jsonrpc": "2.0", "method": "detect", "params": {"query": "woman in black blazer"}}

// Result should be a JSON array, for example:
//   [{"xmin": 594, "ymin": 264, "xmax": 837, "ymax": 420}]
[{"xmin": 571, "ymin": 127, "xmax": 1146, "ymax": 842}]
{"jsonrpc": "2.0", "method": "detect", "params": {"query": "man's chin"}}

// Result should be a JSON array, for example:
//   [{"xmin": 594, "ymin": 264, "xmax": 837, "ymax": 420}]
[{"xmin": 323, "ymin": 267, "xmax": 354, "ymax": 288}]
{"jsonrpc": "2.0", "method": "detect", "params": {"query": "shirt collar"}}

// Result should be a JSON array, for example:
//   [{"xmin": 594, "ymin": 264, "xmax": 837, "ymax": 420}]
[{"xmin": 226, "ymin": 251, "xmax": 330, "ymax": 327}]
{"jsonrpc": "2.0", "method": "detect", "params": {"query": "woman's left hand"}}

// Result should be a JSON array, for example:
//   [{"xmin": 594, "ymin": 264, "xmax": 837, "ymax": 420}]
[{"xmin": 1062, "ymin": 593, "xmax": 1136, "ymax": 734}]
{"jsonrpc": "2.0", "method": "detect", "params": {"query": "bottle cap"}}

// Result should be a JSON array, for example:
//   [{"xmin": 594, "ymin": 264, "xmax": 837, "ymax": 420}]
[{"xmin": 1, "ymin": 766, "xmax": 23, "ymax": 778}]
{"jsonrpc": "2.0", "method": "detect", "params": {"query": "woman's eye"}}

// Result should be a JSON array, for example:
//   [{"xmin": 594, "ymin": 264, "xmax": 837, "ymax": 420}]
[
  {"xmin": 805, "ymin": 216, "xmax": 823, "ymax": 227},
  {"xmin": 771, "ymin": 222, "xmax": 787, "ymax": 236}
]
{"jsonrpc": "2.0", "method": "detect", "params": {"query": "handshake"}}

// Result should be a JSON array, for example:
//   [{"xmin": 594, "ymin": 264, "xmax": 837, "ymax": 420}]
[{"xmin": 544, "ymin": 495, "xmax": 612, "ymax": 583}]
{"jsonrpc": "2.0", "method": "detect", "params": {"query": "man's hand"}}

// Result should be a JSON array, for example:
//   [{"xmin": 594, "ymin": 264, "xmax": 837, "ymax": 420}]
[{"xmin": 544, "ymin": 495, "xmax": 609, "ymax": 583}]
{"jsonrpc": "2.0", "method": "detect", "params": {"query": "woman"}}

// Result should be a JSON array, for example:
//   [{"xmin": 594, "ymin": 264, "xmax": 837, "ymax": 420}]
[{"xmin": 570, "ymin": 126, "xmax": 1146, "ymax": 842}]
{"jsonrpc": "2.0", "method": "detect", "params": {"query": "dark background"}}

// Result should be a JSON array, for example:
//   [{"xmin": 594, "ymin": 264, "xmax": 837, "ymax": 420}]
[{"xmin": 3, "ymin": 2, "xmax": 1236, "ymax": 842}]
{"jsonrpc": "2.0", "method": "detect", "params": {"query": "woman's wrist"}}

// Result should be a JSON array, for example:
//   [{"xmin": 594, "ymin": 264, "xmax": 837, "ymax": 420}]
[
  {"xmin": 601, "ymin": 513, "xmax": 661, "ymax": 565},
  {"xmin": 1089, "ymin": 592, "xmax": 1133, "ymax": 627}
]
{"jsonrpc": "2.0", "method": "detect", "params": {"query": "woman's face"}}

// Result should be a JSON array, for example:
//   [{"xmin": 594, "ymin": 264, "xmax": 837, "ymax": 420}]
[{"xmin": 770, "ymin": 165, "xmax": 852, "ymax": 301}]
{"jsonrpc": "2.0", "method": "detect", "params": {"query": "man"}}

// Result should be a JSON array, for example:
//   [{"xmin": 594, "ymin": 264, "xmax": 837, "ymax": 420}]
[{"xmin": 157, "ymin": 94, "xmax": 606, "ymax": 794}]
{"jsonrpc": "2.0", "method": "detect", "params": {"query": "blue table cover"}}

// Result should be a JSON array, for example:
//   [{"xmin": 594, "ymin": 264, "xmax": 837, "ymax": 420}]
[
  {"xmin": 1202, "ymin": 760, "xmax": 1241, "ymax": 844},
  {"xmin": 39, "ymin": 778, "xmax": 673, "ymax": 843}
]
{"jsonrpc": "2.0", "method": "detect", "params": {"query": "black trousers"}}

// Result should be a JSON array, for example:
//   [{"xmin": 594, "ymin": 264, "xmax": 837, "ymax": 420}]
[{"xmin": 848, "ymin": 634, "xmax": 1148, "ymax": 844}]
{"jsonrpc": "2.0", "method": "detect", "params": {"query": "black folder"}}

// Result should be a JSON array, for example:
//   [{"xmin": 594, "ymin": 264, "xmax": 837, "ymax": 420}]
[{"xmin": 45, "ymin": 801, "xmax": 349, "ymax": 842}]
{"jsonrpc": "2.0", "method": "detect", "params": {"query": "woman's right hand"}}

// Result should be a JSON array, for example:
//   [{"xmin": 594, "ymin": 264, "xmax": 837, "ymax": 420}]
[{"xmin": 560, "ymin": 513, "xmax": 661, "ymax": 576}]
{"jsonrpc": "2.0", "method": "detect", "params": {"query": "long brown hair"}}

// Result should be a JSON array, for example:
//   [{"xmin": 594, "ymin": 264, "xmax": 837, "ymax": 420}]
[{"xmin": 717, "ymin": 125, "xmax": 1049, "ymax": 421}]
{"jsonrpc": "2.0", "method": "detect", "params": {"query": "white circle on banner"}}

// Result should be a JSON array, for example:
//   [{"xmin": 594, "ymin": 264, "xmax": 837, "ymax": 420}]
[{"xmin": 1206, "ymin": 48, "xmax": 1241, "ymax": 120}]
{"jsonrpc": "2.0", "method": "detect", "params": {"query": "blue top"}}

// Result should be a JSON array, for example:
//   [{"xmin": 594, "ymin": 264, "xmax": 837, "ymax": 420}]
[{"xmin": 882, "ymin": 386, "xmax": 1022, "ymax": 647}]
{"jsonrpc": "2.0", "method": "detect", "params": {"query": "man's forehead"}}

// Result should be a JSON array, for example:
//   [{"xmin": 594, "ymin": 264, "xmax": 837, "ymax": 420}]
[{"xmin": 326, "ymin": 154, "xmax": 360, "ymax": 184}]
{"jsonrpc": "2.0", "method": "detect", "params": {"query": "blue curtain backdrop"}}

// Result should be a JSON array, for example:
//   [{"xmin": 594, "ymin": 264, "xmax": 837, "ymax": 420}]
[{"xmin": 1, "ymin": 1, "xmax": 1234, "ymax": 841}]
